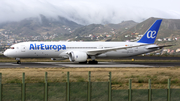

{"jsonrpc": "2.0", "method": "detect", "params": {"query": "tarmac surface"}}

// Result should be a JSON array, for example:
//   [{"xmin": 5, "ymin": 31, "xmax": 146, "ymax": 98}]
[
  {"xmin": 0, "ymin": 56, "xmax": 180, "ymax": 68},
  {"xmin": 0, "ymin": 61, "xmax": 179, "ymax": 68}
]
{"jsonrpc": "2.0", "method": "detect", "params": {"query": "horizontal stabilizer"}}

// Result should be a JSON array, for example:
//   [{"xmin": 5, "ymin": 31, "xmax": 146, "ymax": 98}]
[
  {"xmin": 146, "ymin": 44, "xmax": 173, "ymax": 50},
  {"xmin": 158, "ymin": 45, "xmax": 173, "ymax": 49}
]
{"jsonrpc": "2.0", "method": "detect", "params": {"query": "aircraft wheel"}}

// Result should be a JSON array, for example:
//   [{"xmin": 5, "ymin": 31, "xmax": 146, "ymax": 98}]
[
  {"xmin": 79, "ymin": 61, "xmax": 87, "ymax": 64},
  {"xmin": 94, "ymin": 61, "xmax": 98, "ymax": 64},
  {"xmin": 17, "ymin": 61, "xmax": 21, "ymax": 64},
  {"xmin": 88, "ymin": 60, "xmax": 98, "ymax": 64}
]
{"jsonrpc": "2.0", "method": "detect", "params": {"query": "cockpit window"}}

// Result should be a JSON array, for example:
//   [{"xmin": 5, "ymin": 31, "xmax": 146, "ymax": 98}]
[{"xmin": 10, "ymin": 47, "xmax": 14, "ymax": 49}]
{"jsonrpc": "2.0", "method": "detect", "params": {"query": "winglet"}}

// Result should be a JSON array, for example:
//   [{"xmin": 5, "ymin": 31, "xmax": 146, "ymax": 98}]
[{"xmin": 137, "ymin": 19, "xmax": 162, "ymax": 44}]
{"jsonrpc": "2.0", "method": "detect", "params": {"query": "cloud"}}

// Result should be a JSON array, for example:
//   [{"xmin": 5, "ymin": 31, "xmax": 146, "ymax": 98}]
[{"xmin": 0, "ymin": 0, "xmax": 180, "ymax": 25}]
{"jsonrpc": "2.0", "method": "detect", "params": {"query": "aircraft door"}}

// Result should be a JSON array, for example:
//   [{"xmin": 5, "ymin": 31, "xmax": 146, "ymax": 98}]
[{"xmin": 21, "ymin": 45, "xmax": 26, "ymax": 52}]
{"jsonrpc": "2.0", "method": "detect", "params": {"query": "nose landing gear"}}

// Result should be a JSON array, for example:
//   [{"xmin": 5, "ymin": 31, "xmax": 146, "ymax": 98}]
[
  {"xmin": 15, "ymin": 58, "xmax": 21, "ymax": 64},
  {"xmin": 17, "ymin": 60, "xmax": 21, "ymax": 64}
]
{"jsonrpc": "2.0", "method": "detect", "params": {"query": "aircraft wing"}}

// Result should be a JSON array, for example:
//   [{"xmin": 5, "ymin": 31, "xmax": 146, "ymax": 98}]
[{"xmin": 87, "ymin": 44, "xmax": 148, "ymax": 56}]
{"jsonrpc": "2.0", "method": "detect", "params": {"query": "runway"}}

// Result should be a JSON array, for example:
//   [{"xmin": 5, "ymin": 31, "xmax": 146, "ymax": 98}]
[{"xmin": 0, "ymin": 62, "xmax": 179, "ymax": 68}]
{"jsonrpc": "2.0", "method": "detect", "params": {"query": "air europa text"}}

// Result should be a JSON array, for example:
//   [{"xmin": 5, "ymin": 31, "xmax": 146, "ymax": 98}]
[{"xmin": 29, "ymin": 44, "xmax": 66, "ymax": 51}]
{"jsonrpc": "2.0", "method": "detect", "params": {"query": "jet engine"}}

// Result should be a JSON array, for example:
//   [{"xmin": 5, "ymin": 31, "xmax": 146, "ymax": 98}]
[{"xmin": 68, "ymin": 51, "xmax": 88, "ymax": 62}]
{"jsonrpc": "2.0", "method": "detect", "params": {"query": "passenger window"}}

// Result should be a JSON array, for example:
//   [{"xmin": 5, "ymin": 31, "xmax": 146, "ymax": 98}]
[{"xmin": 11, "ymin": 47, "xmax": 14, "ymax": 49}]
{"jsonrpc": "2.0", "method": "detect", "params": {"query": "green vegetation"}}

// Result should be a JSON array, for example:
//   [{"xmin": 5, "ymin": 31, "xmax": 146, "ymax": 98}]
[
  {"xmin": 0, "ymin": 67, "xmax": 179, "ymax": 90},
  {"xmin": 0, "ymin": 56, "xmax": 180, "ymax": 90},
  {"xmin": 2, "ymin": 83, "xmax": 180, "ymax": 101}
]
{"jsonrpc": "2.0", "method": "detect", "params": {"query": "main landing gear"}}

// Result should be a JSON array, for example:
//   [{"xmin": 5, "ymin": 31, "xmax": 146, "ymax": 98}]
[
  {"xmin": 88, "ymin": 60, "xmax": 98, "ymax": 64},
  {"xmin": 78, "ymin": 56, "xmax": 98, "ymax": 64},
  {"xmin": 88, "ymin": 56, "xmax": 98, "ymax": 64},
  {"xmin": 15, "ymin": 58, "xmax": 21, "ymax": 64},
  {"xmin": 79, "ymin": 61, "xmax": 87, "ymax": 64},
  {"xmin": 79, "ymin": 60, "xmax": 98, "ymax": 64}
]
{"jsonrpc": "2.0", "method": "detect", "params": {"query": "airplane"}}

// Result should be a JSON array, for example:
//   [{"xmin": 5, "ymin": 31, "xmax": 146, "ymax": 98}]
[{"xmin": 3, "ymin": 19, "xmax": 171, "ymax": 64}]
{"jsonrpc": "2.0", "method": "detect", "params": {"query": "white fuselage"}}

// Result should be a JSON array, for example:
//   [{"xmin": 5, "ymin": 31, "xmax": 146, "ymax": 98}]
[{"xmin": 4, "ymin": 41, "xmax": 157, "ymax": 59}]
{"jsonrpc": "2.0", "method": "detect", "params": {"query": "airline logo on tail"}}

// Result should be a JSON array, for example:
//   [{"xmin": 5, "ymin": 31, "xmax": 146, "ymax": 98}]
[
  {"xmin": 147, "ymin": 30, "xmax": 156, "ymax": 39},
  {"xmin": 137, "ymin": 19, "xmax": 162, "ymax": 44}
]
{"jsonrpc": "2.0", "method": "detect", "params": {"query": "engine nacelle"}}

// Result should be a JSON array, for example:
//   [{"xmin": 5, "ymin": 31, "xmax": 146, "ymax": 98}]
[{"xmin": 68, "ymin": 51, "xmax": 88, "ymax": 62}]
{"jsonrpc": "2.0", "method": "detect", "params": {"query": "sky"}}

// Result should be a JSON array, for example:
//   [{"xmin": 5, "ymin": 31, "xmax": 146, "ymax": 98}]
[{"xmin": 0, "ymin": 0, "xmax": 180, "ymax": 25}]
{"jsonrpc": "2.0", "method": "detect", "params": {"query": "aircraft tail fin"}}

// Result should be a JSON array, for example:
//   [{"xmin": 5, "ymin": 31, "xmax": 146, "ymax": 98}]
[{"xmin": 137, "ymin": 19, "xmax": 162, "ymax": 44}]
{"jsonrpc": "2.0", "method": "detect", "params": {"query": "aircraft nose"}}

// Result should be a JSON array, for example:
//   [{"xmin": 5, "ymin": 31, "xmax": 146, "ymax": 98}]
[
  {"xmin": 3, "ymin": 50, "xmax": 9, "ymax": 57},
  {"xmin": 3, "ymin": 49, "xmax": 17, "ymax": 58},
  {"xmin": 3, "ymin": 50, "xmax": 12, "ymax": 57}
]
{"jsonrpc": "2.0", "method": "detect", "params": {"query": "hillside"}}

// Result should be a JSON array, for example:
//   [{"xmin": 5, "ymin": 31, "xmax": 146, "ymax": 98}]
[
  {"xmin": 0, "ymin": 15, "xmax": 82, "ymax": 38},
  {"xmin": 115, "ymin": 17, "xmax": 180, "ymax": 51},
  {"xmin": 71, "ymin": 20, "xmax": 137, "ymax": 40},
  {"xmin": 117, "ymin": 17, "xmax": 180, "ymax": 40},
  {"xmin": 0, "ymin": 16, "xmax": 180, "ymax": 53},
  {"xmin": 0, "ymin": 15, "xmax": 137, "ymax": 41}
]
